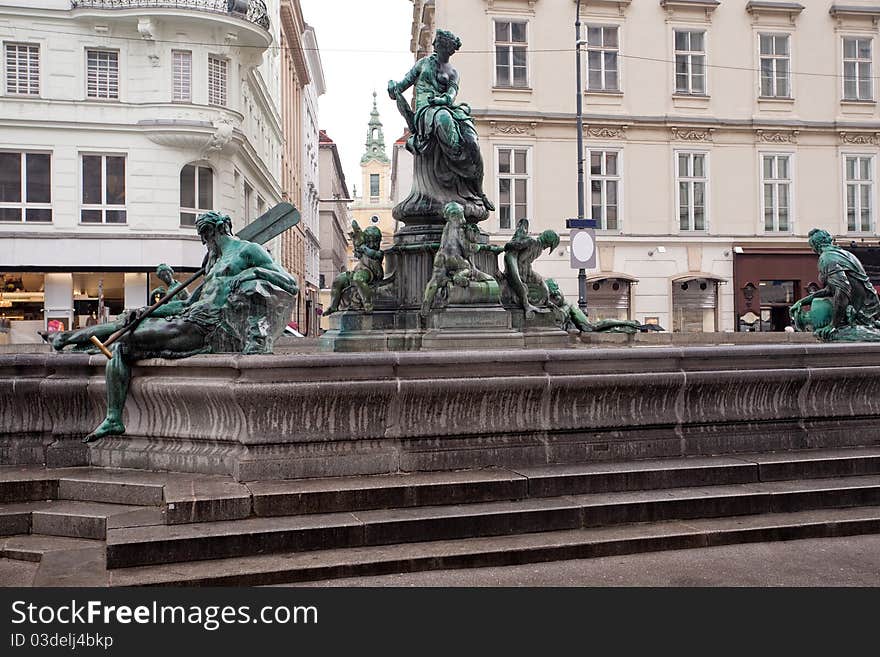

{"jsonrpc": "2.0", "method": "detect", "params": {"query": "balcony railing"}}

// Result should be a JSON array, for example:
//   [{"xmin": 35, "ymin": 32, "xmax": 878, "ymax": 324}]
[{"xmin": 70, "ymin": 0, "xmax": 270, "ymax": 31}]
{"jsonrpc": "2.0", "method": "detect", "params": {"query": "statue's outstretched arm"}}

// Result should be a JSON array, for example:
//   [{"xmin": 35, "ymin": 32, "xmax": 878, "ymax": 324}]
[{"xmin": 388, "ymin": 60, "xmax": 421, "ymax": 97}]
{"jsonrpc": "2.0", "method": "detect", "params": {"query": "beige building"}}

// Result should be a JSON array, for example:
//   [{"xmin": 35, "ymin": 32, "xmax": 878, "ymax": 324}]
[
  {"xmin": 318, "ymin": 129, "xmax": 351, "ymax": 330},
  {"xmin": 279, "ymin": 0, "xmax": 323, "ymax": 335},
  {"xmin": 350, "ymin": 93, "xmax": 396, "ymax": 249},
  {"xmin": 409, "ymin": 0, "xmax": 880, "ymax": 332}
]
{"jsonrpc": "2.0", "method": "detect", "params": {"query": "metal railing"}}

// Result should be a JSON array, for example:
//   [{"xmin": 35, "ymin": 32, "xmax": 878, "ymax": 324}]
[{"xmin": 70, "ymin": 0, "xmax": 270, "ymax": 30}]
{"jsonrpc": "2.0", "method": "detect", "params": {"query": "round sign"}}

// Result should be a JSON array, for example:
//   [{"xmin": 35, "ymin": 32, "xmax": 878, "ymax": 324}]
[{"xmin": 571, "ymin": 230, "xmax": 595, "ymax": 262}]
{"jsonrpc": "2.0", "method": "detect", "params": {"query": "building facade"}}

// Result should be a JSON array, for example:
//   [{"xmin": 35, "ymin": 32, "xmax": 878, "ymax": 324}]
[
  {"xmin": 409, "ymin": 0, "xmax": 880, "ymax": 332},
  {"xmin": 1, "ymin": 0, "xmax": 283, "ymax": 344},
  {"xmin": 350, "ymin": 93, "xmax": 396, "ymax": 249},
  {"xmin": 318, "ymin": 129, "xmax": 351, "ymax": 331}
]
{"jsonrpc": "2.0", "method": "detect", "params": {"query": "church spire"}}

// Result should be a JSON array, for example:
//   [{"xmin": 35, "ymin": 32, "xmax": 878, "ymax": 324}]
[{"xmin": 361, "ymin": 91, "xmax": 390, "ymax": 164}]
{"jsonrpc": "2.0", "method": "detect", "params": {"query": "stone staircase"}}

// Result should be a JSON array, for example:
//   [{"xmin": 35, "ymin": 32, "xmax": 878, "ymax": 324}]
[{"xmin": 2, "ymin": 448, "xmax": 880, "ymax": 586}]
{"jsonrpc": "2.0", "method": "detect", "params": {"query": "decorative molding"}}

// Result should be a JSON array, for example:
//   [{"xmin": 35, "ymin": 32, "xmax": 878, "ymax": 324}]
[
  {"xmin": 840, "ymin": 131, "xmax": 880, "ymax": 145},
  {"xmin": 829, "ymin": 5, "xmax": 880, "ymax": 29},
  {"xmin": 660, "ymin": 0, "xmax": 720, "ymax": 23},
  {"xmin": 756, "ymin": 129, "xmax": 798, "ymax": 144},
  {"xmin": 577, "ymin": 0, "xmax": 632, "ymax": 18},
  {"xmin": 137, "ymin": 17, "xmax": 155, "ymax": 40},
  {"xmin": 670, "ymin": 126, "xmax": 714, "ymax": 142},
  {"xmin": 490, "ymin": 121, "xmax": 537, "ymax": 136},
  {"xmin": 585, "ymin": 125, "xmax": 627, "ymax": 139},
  {"xmin": 746, "ymin": 2, "xmax": 805, "ymax": 26},
  {"xmin": 485, "ymin": 0, "xmax": 539, "ymax": 15},
  {"xmin": 148, "ymin": 54, "xmax": 160, "ymax": 68}
]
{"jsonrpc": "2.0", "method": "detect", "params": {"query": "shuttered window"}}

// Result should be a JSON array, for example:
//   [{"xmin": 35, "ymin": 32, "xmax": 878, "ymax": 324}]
[
  {"xmin": 172, "ymin": 50, "xmax": 192, "ymax": 102},
  {"xmin": 208, "ymin": 55, "xmax": 227, "ymax": 106},
  {"xmin": 5, "ymin": 43, "xmax": 39, "ymax": 95},
  {"xmin": 86, "ymin": 49, "xmax": 118, "ymax": 99}
]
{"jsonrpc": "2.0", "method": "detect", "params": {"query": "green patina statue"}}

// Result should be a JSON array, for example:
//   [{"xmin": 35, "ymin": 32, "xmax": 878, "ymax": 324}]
[
  {"xmin": 388, "ymin": 29, "xmax": 494, "ymax": 224},
  {"xmin": 85, "ymin": 211, "xmax": 298, "ymax": 442},
  {"xmin": 547, "ymin": 279, "xmax": 640, "ymax": 334},
  {"xmin": 150, "ymin": 263, "xmax": 190, "ymax": 305},
  {"xmin": 326, "ymin": 221, "xmax": 387, "ymax": 314},
  {"xmin": 421, "ymin": 201, "xmax": 498, "ymax": 316},
  {"xmin": 498, "ymin": 218, "xmax": 561, "ymax": 317},
  {"xmin": 790, "ymin": 228, "xmax": 880, "ymax": 341}
]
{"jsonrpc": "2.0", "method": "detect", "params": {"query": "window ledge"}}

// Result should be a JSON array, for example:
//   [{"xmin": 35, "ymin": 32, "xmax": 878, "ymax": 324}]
[
  {"xmin": 492, "ymin": 86, "xmax": 532, "ymax": 93},
  {"xmin": 758, "ymin": 96, "xmax": 795, "ymax": 102},
  {"xmin": 585, "ymin": 89, "xmax": 623, "ymax": 96},
  {"xmin": 673, "ymin": 93, "xmax": 710, "ymax": 99},
  {"xmin": 841, "ymin": 99, "xmax": 876, "ymax": 105}
]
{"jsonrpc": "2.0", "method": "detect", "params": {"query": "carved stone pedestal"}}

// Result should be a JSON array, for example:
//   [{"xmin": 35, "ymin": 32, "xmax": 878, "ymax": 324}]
[
  {"xmin": 421, "ymin": 305, "xmax": 524, "ymax": 350},
  {"xmin": 509, "ymin": 309, "xmax": 573, "ymax": 349}
]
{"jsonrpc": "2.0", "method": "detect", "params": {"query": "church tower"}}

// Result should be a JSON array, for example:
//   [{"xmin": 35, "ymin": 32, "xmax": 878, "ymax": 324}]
[{"xmin": 351, "ymin": 92, "xmax": 395, "ymax": 249}]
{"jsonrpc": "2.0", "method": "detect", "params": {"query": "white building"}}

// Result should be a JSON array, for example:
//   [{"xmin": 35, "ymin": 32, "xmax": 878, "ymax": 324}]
[
  {"xmin": 409, "ymin": 0, "xmax": 880, "ymax": 332},
  {"xmin": 0, "ymin": 0, "xmax": 283, "ymax": 343},
  {"xmin": 300, "ymin": 23, "xmax": 323, "ymax": 329}
]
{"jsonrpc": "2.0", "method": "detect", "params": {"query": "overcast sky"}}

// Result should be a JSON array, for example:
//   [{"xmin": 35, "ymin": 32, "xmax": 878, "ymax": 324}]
[{"xmin": 300, "ymin": 0, "xmax": 413, "ymax": 196}]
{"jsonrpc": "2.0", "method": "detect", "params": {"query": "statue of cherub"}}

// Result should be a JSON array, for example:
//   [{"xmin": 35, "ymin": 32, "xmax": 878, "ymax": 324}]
[
  {"xmin": 326, "ymin": 220, "xmax": 385, "ymax": 314},
  {"xmin": 421, "ymin": 201, "xmax": 495, "ymax": 316}
]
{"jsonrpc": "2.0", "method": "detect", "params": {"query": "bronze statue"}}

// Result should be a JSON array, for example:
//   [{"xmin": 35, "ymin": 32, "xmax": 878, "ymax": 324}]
[
  {"xmin": 547, "ymin": 279, "xmax": 640, "ymax": 334},
  {"xmin": 421, "ymin": 202, "xmax": 496, "ymax": 316},
  {"xmin": 790, "ymin": 228, "xmax": 880, "ymax": 341},
  {"xmin": 499, "ymin": 218, "xmax": 560, "ymax": 317},
  {"xmin": 326, "ymin": 221, "xmax": 386, "ymax": 314},
  {"xmin": 388, "ymin": 29, "xmax": 494, "ymax": 224},
  {"xmin": 150, "ymin": 263, "xmax": 190, "ymax": 304},
  {"xmin": 85, "ymin": 211, "xmax": 298, "ymax": 442}
]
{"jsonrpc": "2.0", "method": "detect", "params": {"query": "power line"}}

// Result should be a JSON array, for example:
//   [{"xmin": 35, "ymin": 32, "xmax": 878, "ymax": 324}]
[{"xmin": 8, "ymin": 25, "xmax": 875, "ymax": 80}]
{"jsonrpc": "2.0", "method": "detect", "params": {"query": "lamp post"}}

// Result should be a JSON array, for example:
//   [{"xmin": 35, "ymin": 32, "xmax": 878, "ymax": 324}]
[{"xmin": 575, "ymin": 0, "xmax": 587, "ymax": 312}]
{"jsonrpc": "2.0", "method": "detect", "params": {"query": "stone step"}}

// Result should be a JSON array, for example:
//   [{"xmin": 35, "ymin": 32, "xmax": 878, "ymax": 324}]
[
  {"xmin": 0, "ymin": 534, "xmax": 102, "ymax": 563},
  {"xmin": 246, "ymin": 448, "xmax": 880, "ymax": 518},
  {"xmin": 58, "ymin": 478, "xmax": 165, "ymax": 507},
  {"xmin": 105, "ymin": 474, "xmax": 880, "ymax": 568},
  {"xmin": 1, "ymin": 500, "xmax": 164, "ymax": 540},
  {"xmin": 107, "ymin": 506, "xmax": 880, "ymax": 586}
]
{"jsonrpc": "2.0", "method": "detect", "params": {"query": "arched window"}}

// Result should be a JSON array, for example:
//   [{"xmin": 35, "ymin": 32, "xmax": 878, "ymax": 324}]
[{"xmin": 180, "ymin": 163, "xmax": 213, "ymax": 227}]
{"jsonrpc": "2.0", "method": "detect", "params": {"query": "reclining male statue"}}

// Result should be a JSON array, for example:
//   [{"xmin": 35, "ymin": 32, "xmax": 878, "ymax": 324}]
[{"xmin": 84, "ymin": 211, "xmax": 298, "ymax": 442}]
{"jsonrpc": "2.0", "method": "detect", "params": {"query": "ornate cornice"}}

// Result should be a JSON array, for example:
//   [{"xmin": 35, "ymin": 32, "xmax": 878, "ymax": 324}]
[
  {"xmin": 746, "ymin": 2, "xmax": 804, "ymax": 26},
  {"xmin": 490, "ymin": 120, "xmax": 537, "ymax": 136},
  {"xmin": 670, "ymin": 126, "xmax": 714, "ymax": 142},
  {"xmin": 585, "ymin": 124, "xmax": 628, "ymax": 139},
  {"xmin": 756, "ymin": 129, "xmax": 798, "ymax": 144},
  {"xmin": 840, "ymin": 131, "xmax": 880, "ymax": 146}
]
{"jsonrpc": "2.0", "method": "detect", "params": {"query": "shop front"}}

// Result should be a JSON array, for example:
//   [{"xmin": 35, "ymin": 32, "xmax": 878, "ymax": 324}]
[
  {"xmin": 733, "ymin": 248, "xmax": 818, "ymax": 332},
  {"xmin": 586, "ymin": 274, "xmax": 636, "ymax": 321},
  {"xmin": 671, "ymin": 275, "xmax": 723, "ymax": 333}
]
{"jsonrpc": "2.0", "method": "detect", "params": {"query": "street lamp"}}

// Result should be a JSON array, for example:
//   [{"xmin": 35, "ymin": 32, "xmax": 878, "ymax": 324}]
[{"xmin": 575, "ymin": 0, "xmax": 587, "ymax": 312}]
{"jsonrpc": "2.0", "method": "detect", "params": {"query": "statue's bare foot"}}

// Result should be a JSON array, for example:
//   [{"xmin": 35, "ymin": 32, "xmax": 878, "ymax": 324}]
[{"xmin": 83, "ymin": 418, "xmax": 124, "ymax": 443}]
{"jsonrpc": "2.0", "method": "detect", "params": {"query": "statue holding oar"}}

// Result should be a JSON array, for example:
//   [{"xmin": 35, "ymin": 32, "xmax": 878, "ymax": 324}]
[{"xmin": 82, "ymin": 205, "xmax": 299, "ymax": 442}]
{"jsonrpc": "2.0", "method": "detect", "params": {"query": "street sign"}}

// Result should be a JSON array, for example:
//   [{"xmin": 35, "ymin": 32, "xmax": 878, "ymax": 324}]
[
  {"xmin": 570, "ymin": 228, "xmax": 596, "ymax": 269},
  {"xmin": 566, "ymin": 218, "xmax": 597, "ymax": 229}
]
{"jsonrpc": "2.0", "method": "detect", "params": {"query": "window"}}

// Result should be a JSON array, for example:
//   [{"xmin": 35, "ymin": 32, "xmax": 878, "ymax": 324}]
[
  {"xmin": 208, "ymin": 55, "xmax": 227, "ymax": 106},
  {"xmin": 677, "ymin": 152, "xmax": 707, "ymax": 231},
  {"xmin": 761, "ymin": 154, "xmax": 792, "ymax": 232},
  {"xmin": 759, "ymin": 34, "xmax": 790, "ymax": 98},
  {"xmin": 586, "ymin": 26, "xmax": 619, "ymax": 92},
  {"xmin": 589, "ymin": 150, "xmax": 620, "ymax": 230},
  {"xmin": 172, "ymin": 50, "xmax": 192, "ymax": 103},
  {"xmin": 81, "ymin": 154, "xmax": 126, "ymax": 224},
  {"xmin": 674, "ymin": 30, "xmax": 706, "ymax": 95},
  {"xmin": 5, "ymin": 43, "xmax": 39, "ymax": 96},
  {"xmin": 843, "ymin": 38, "xmax": 872, "ymax": 101},
  {"xmin": 244, "ymin": 181, "xmax": 253, "ymax": 223},
  {"xmin": 0, "ymin": 152, "xmax": 51, "ymax": 222},
  {"xmin": 180, "ymin": 164, "xmax": 213, "ymax": 227},
  {"xmin": 86, "ymin": 49, "xmax": 118, "ymax": 99},
  {"xmin": 497, "ymin": 147, "xmax": 528, "ymax": 231},
  {"xmin": 369, "ymin": 173, "xmax": 380, "ymax": 197},
  {"xmin": 845, "ymin": 155, "xmax": 873, "ymax": 233},
  {"xmin": 494, "ymin": 20, "xmax": 527, "ymax": 88},
  {"xmin": 257, "ymin": 195, "xmax": 265, "ymax": 218}
]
